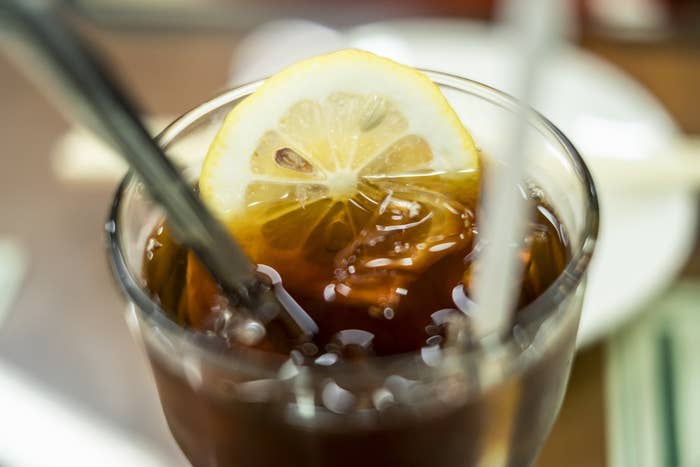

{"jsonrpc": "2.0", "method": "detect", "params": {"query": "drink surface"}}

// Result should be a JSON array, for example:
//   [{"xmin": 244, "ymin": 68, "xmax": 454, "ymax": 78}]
[{"xmin": 144, "ymin": 177, "xmax": 568, "ymax": 359}]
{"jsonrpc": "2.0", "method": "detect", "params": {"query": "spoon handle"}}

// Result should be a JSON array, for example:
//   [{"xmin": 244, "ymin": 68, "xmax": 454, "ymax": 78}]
[{"xmin": 0, "ymin": 2, "xmax": 267, "ymax": 307}]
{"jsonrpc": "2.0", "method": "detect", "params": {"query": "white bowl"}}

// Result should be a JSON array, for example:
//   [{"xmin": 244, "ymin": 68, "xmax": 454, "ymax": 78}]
[
  {"xmin": 345, "ymin": 19, "xmax": 697, "ymax": 347},
  {"xmin": 228, "ymin": 18, "xmax": 697, "ymax": 348}
]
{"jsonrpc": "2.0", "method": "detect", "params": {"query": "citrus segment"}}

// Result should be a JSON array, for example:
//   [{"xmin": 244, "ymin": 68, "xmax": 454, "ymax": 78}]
[{"xmin": 199, "ymin": 49, "xmax": 480, "ymax": 305}]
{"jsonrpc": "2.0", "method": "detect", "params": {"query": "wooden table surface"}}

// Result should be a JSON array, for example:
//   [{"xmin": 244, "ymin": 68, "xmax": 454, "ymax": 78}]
[{"xmin": 0, "ymin": 25, "xmax": 697, "ymax": 467}]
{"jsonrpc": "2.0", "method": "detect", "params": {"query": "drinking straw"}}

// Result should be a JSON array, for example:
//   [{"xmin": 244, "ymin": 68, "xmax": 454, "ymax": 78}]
[
  {"xmin": 469, "ymin": 0, "xmax": 566, "ymax": 343},
  {"xmin": 0, "ymin": 1, "xmax": 318, "ymax": 339}
]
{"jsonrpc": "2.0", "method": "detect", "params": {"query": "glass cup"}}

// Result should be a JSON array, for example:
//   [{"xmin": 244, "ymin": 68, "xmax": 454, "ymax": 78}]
[{"xmin": 107, "ymin": 71, "xmax": 598, "ymax": 467}]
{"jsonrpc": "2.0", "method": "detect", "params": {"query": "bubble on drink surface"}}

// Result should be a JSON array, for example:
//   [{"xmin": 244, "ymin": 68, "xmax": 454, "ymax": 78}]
[
  {"xmin": 451, "ymin": 285, "xmax": 475, "ymax": 315},
  {"xmin": 314, "ymin": 352, "xmax": 339, "ymax": 366},
  {"xmin": 299, "ymin": 342, "xmax": 319, "ymax": 357},
  {"xmin": 430, "ymin": 308, "xmax": 462, "ymax": 327},
  {"xmin": 321, "ymin": 380, "xmax": 356, "ymax": 414},
  {"xmin": 426, "ymin": 335, "xmax": 443, "ymax": 347},
  {"xmin": 290, "ymin": 349, "xmax": 305, "ymax": 366},
  {"xmin": 384, "ymin": 375, "xmax": 420, "ymax": 404},
  {"xmin": 372, "ymin": 387, "xmax": 395, "ymax": 411},
  {"xmin": 421, "ymin": 344, "xmax": 443, "ymax": 367},
  {"xmin": 332, "ymin": 329, "xmax": 375, "ymax": 359},
  {"xmin": 336, "ymin": 329, "xmax": 374, "ymax": 348},
  {"xmin": 383, "ymin": 307, "xmax": 395, "ymax": 320},
  {"xmin": 425, "ymin": 307, "xmax": 478, "ymax": 349},
  {"xmin": 323, "ymin": 283, "xmax": 336, "ymax": 301},
  {"xmin": 230, "ymin": 318, "xmax": 266, "ymax": 346},
  {"xmin": 278, "ymin": 357, "xmax": 300, "ymax": 380},
  {"xmin": 145, "ymin": 237, "xmax": 163, "ymax": 260}
]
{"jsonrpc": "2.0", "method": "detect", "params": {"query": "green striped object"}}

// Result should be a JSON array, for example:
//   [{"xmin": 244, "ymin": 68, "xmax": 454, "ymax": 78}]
[{"xmin": 606, "ymin": 282, "xmax": 700, "ymax": 467}]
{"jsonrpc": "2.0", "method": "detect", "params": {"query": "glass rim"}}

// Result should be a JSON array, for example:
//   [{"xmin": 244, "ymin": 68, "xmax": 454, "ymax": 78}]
[{"xmin": 106, "ymin": 69, "xmax": 599, "ymax": 381}]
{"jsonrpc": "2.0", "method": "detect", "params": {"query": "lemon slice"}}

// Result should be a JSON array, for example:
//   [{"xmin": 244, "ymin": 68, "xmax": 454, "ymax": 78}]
[
  {"xmin": 201, "ymin": 49, "xmax": 478, "ymax": 219},
  {"xmin": 199, "ymin": 49, "xmax": 479, "ymax": 302}
]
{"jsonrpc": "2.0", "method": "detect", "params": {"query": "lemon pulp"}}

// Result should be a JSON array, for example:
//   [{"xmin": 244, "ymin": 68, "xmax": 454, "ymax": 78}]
[{"xmin": 198, "ymin": 49, "xmax": 480, "ymax": 307}]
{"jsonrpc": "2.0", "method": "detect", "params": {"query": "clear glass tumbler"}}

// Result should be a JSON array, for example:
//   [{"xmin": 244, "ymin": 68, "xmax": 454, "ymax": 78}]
[{"xmin": 107, "ymin": 71, "xmax": 598, "ymax": 467}]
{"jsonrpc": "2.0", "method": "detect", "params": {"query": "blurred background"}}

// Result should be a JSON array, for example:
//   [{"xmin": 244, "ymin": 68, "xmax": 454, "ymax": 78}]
[{"xmin": 0, "ymin": 0, "xmax": 699, "ymax": 466}]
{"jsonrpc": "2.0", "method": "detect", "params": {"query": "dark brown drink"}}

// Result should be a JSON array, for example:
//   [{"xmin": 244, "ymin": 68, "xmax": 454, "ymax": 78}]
[
  {"xmin": 145, "ymin": 183, "xmax": 567, "ymax": 357},
  {"xmin": 141, "ymin": 179, "xmax": 570, "ymax": 467},
  {"xmin": 108, "ymin": 64, "xmax": 598, "ymax": 467}
]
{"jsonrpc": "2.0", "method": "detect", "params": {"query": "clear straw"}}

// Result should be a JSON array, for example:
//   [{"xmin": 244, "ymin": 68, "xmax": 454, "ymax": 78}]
[{"xmin": 469, "ymin": 0, "xmax": 567, "ymax": 343}]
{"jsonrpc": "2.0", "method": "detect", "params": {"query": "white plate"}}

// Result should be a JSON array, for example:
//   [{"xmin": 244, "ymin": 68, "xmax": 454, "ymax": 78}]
[
  {"xmin": 229, "ymin": 18, "xmax": 697, "ymax": 348},
  {"xmin": 344, "ymin": 19, "xmax": 697, "ymax": 347}
]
